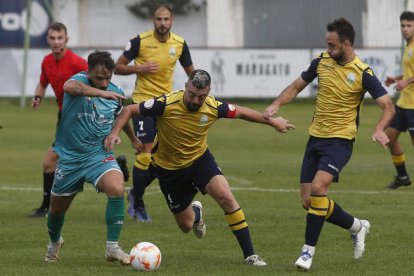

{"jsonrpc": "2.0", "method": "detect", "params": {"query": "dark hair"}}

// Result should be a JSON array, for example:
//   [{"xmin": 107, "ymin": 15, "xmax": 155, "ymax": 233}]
[
  {"xmin": 87, "ymin": 50, "xmax": 115, "ymax": 71},
  {"xmin": 153, "ymin": 4, "xmax": 173, "ymax": 16},
  {"xmin": 400, "ymin": 11, "xmax": 414, "ymax": 21},
  {"xmin": 327, "ymin": 17, "xmax": 355, "ymax": 46},
  {"xmin": 189, "ymin": 69, "xmax": 211, "ymax": 89},
  {"xmin": 48, "ymin": 22, "xmax": 67, "ymax": 35}
]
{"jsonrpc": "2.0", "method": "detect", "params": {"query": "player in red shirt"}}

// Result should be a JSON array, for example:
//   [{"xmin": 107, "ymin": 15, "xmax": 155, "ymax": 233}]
[{"xmin": 29, "ymin": 22, "xmax": 88, "ymax": 217}]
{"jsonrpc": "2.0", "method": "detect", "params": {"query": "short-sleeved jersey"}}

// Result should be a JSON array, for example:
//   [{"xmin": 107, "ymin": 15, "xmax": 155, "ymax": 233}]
[
  {"xmin": 40, "ymin": 49, "xmax": 88, "ymax": 111},
  {"xmin": 122, "ymin": 30, "xmax": 193, "ymax": 103},
  {"xmin": 138, "ymin": 90, "xmax": 234, "ymax": 170},
  {"xmin": 397, "ymin": 42, "xmax": 414, "ymax": 108},
  {"xmin": 53, "ymin": 72, "xmax": 124, "ymax": 167},
  {"xmin": 301, "ymin": 52, "xmax": 387, "ymax": 140}
]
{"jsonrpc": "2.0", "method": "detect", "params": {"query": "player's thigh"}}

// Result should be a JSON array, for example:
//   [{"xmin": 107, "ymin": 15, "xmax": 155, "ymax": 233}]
[
  {"xmin": 156, "ymin": 165, "xmax": 198, "ymax": 214},
  {"xmin": 204, "ymin": 175, "xmax": 239, "ymax": 213},
  {"xmin": 52, "ymin": 163, "xmax": 85, "ymax": 196},
  {"xmin": 314, "ymin": 137, "xmax": 353, "ymax": 183},
  {"xmin": 84, "ymin": 156, "xmax": 123, "ymax": 195}
]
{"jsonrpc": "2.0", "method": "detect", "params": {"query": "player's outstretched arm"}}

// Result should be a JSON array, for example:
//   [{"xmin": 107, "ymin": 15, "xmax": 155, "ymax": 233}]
[
  {"xmin": 234, "ymin": 105, "xmax": 295, "ymax": 133},
  {"xmin": 263, "ymin": 77, "xmax": 308, "ymax": 119},
  {"xmin": 372, "ymin": 94, "xmax": 395, "ymax": 148},
  {"xmin": 64, "ymin": 80, "xmax": 127, "ymax": 100},
  {"xmin": 105, "ymin": 105, "xmax": 141, "ymax": 151}
]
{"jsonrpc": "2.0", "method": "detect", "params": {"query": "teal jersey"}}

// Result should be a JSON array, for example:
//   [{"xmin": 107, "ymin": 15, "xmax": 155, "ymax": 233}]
[{"xmin": 53, "ymin": 71, "xmax": 124, "ymax": 166}]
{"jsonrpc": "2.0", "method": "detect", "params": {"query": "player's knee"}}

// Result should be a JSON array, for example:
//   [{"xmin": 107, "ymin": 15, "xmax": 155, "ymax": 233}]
[
  {"xmin": 135, "ymin": 153, "xmax": 152, "ymax": 170},
  {"xmin": 301, "ymin": 195, "xmax": 310, "ymax": 210},
  {"xmin": 43, "ymin": 156, "xmax": 57, "ymax": 172},
  {"xmin": 104, "ymin": 183, "xmax": 125, "ymax": 197}
]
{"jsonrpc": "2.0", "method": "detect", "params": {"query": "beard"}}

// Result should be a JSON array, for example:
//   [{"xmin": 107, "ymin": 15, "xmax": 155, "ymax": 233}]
[
  {"xmin": 329, "ymin": 51, "xmax": 345, "ymax": 64},
  {"xmin": 155, "ymin": 26, "xmax": 170, "ymax": 36},
  {"xmin": 187, "ymin": 104, "xmax": 201, "ymax": 112}
]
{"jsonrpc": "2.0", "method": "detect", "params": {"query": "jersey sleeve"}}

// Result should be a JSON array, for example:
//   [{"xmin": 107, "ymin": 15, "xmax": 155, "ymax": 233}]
[
  {"xmin": 39, "ymin": 59, "xmax": 49, "ymax": 87},
  {"xmin": 122, "ymin": 36, "xmax": 141, "ymax": 61},
  {"xmin": 139, "ymin": 95, "xmax": 166, "ymax": 117},
  {"xmin": 179, "ymin": 41, "xmax": 193, "ymax": 68},
  {"xmin": 301, "ymin": 56, "xmax": 322, "ymax": 83},
  {"xmin": 217, "ymin": 101, "xmax": 237, "ymax": 118},
  {"xmin": 362, "ymin": 68, "xmax": 387, "ymax": 99}
]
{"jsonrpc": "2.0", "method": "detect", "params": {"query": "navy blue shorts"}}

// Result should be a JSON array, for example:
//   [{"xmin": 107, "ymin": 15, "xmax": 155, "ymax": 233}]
[
  {"xmin": 155, "ymin": 149, "xmax": 223, "ymax": 213},
  {"xmin": 300, "ymin": 136, "xmax": 353, "ymax": 183},
  {"xmin": 389, "ymin": 105, "xmax": 414, "ymax": 135},
  {"xmin": 132, "ymin": 114, "xmax": 157, "ymax": 144}
]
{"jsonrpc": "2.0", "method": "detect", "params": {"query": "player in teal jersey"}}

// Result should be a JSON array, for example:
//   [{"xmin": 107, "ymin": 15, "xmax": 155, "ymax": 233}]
[
  {"xmin": 44, "ymin": 50, "xmax": 141, "ymax": 265},
  {"xmin": 105, "ymin": 69, "xmax": 295, "ymax": 266},
  {"xmin": 264, "ymin": 18, "xmax": 395, "ymax": 271}
]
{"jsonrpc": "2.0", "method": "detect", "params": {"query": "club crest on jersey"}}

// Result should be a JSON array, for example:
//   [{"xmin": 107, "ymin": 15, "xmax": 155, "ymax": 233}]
[
  {"xmin": 346, "ymin": 73, "xmax": 356, "ymax": 85},
  {"xmin": 200, "ymin": 114, "xmax": 208, "ymax": 126},
  {"xmin": 169, "ymin": 47, "xmax": 176, "ymax": 57},
  {"xmin": 144, "ymin": 99, "xmax": 155, "ymax": 109}
]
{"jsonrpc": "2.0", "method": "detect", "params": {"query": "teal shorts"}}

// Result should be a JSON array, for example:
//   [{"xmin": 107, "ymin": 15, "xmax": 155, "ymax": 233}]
[{"xmin": 52, "ymin": 156, "xmax": 121, "ymax": 196}]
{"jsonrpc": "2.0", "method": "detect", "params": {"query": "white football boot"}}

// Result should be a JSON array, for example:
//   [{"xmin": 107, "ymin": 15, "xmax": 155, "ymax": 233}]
[
  {"xmin": 294, "ymin": 245, "xmax": 315, "ymax": 271},
  {"xmin": 45, "ymin": 237, "xmax": 64, "ymax": 262},
  {"xmin": 105, "ymin": 244, "xmax": 130, "ymax": 265},
  {"xmin": 192, "ymin": 201, "xmax": 206, "ymax": 238},
  {"xmin": 244, "ymin": 254, "xmax": 267, "ymax": 266},
  {"xmin": 351, "ymin": 220, "xmax": 371, "ymax": 259}
]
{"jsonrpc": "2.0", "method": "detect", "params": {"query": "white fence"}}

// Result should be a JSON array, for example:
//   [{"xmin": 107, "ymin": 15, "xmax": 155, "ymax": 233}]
[{"xmin": 0, "ymin": 48, "xmax": 401, "ymax": 100}]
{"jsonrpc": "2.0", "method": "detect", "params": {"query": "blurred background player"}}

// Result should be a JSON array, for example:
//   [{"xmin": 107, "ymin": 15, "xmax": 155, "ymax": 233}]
[
  {"xmin": 263, "ymin": 18, "xmax": 395, "ymax": 271},
  {"xmin": 44, "ymin": 50, "xmax": 141, "ymax": 264},
  {"xmin": 114, "ymin": 4, "xmax": 194, "ymax": 221},
  {"xmin": 384, "ymin": 11, "xmax": 414, "ymax": 189},
  {"xmin": 105, "ymin": 69, "xmax": 295, "ymax": 266},
  {"xmin": 30, "ymin": 22, "xmax": 88, "ymax": 217}
]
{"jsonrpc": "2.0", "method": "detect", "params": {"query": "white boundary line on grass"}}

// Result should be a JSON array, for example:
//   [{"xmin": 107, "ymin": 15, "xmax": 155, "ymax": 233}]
[{"xmin": 1, "ymin": 185, "xmax": 412, "ymax": 195}]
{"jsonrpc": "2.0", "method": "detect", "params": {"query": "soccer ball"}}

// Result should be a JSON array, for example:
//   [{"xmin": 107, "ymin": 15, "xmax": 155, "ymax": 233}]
[{"xmin": 130, "ymin": 242, "xmax": 162, "ymax": 271}]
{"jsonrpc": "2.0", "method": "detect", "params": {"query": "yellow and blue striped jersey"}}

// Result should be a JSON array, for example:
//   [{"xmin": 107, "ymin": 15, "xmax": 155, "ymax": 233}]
[
  {"xmin": 123, "ymin": 30, "xmax": 193, "ymax": 103},
  {"xmin": 397, "ymin": 42, "xmax": 414, "ymax": 108},
  {"xmin": 301, "ymin": 52, "xmax": 387, "ymax": 140},
  {"xmin": 138, "ymin": 90, "xmax": 234, "ymax": 170}
]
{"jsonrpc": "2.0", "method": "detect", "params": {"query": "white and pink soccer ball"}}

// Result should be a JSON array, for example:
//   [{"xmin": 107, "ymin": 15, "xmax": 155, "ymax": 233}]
[{"xmin": 130, "ymin": 242, "xmax": 162, "ymax": 271}]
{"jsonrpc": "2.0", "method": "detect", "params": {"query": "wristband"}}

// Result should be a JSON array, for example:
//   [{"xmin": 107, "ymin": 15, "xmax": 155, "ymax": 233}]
[{"xmin": 34, "ymin": 95, "xmax": 42, "ymax": 101}]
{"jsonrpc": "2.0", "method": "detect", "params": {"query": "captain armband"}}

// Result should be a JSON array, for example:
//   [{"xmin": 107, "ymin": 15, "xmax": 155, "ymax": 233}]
[{"xmin": 226, "ymin": 103, "xmax": 237, "ymax": 118}]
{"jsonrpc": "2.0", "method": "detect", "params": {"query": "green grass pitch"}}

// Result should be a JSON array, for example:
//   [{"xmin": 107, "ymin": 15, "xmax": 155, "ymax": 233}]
[{"xmin": 1, "ymin": 98, "xmax": 413, "ymax": 275}]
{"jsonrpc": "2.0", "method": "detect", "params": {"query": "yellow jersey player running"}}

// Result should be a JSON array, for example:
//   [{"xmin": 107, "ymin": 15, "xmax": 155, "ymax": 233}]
[
  {"xmin": 114, "ymin": 4, "xmax": 194, "ymax": 221},
  {"xmin": 384, "ymin": 11, "xmax": 414, "ymax": 189},
  {"xmin": 105, "ymin": 69, "xmax": 295, "ymax": 266},
  {"xmin": 263, "ymin": 18, "xmax": 395, "ymax": 271}
]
